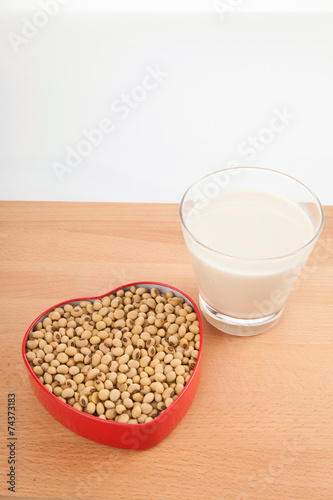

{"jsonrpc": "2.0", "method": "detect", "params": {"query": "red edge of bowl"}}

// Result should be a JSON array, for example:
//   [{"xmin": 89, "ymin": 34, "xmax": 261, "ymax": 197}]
[{"xmin": 22, "ymin": 281, "xmax": 203, "ymax": 450}]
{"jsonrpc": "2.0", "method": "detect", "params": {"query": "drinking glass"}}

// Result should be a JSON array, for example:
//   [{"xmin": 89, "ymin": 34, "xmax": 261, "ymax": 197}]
[{"xmin": 179, "ymin": 167, "xmax": 324, "ymax": 336}]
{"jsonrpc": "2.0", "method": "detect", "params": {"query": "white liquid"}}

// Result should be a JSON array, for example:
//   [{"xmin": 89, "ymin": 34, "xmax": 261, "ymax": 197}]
[{"xmin": 186, "ymin": 190, "xmax": 314, "ymax": 319}]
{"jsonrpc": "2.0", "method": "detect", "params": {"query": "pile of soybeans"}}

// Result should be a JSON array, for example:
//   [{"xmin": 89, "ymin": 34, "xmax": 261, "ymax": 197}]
[{"xmin": 25, "ymin": 286, "xmax": 200, "ymax": 424}]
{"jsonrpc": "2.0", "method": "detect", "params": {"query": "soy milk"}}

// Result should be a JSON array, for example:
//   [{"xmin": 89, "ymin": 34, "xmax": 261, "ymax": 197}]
[{"xmin": 186, "ymin": 190, "xmax": 314, "ymax": 319}]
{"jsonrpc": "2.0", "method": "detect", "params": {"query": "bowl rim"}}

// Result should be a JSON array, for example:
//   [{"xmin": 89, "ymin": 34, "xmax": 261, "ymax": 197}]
[{"xmin": 22, "ymin": 281, "xmax": 203, "ymax": 430}]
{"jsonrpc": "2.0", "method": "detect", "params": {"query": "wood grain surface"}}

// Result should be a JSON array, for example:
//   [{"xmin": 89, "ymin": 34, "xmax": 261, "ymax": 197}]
[{"xmin": 0, "ymin": 201, "xmax": 332, "ymax": 500}]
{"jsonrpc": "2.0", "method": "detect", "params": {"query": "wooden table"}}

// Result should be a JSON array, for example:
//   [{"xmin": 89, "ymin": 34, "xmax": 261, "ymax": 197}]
[{"xmin": 0, "ymin": 202, "xmax": 332, "ymax": 500}]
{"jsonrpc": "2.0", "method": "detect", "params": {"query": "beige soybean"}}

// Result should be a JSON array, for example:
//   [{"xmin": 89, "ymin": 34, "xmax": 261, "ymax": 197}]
[
  {"xmin": 152, "ymin": 382, "xmax": 164, "ymax": 394},
  {"xmin": 141, "ymin": 403, "xmax": 153, "ymax": 415},
  {"xmin": 112, "ymin": 347, "xmax": 124, "ymax": 357},
  {"xmin": 110, "ymin": 389, "xmax": 121, "ymax": 402},
  {"xmin": 99, "ymin": 389, "xmax": 110, "ymax": 401},
  {"xmin": 123, "ymin": 398, "xmax": 133, "ymax": 409},
  {"xmin": 116, "ymin": 404, "xmax": 126, "ymax": 414},
  {"xmin": 86, "ymin": 402, "xmax": 96, "ymax": 414},
  {"xmin": 132, "ymin": 406, "xmax": 141, "ymax": 419},
  {"xmin": 87, "ymin": 368, "xmax": 100, "ymax": 380},
  {"xmin": 62, "ymin": 388, "xmax": 74, "ymax": 399},
  {"xmin": 118, "ymin": 413, "xmax": 130, "ymax": 423},
  {"xmin": 54, "ymin": 374, "xmax": 66, "ymax": 385},
  {"xmin": 117, "ymin": 373, "xmax": 127, "ymax": 385},
  {"xmin": 65, "ymin": 379, "xmax": 77, "ymax": 390},
  {"xmin": 143, "ymin": 393, "xmax": 154, "ymax": 404}
]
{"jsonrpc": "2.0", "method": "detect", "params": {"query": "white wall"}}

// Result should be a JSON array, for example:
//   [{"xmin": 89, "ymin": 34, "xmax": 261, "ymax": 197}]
[{"xmin": 1, "ymin": 0, "xmax": 332, "ymax": 204}]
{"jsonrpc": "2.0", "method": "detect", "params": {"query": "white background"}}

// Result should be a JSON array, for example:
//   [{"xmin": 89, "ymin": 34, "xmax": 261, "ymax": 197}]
[{"xmin": 1, "ymin": 0, "xmax": 333, "ymax": 204}]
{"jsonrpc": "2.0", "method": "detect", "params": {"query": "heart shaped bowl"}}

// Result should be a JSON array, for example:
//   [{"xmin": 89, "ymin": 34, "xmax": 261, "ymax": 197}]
[{"xmin": 22, "ymin": 282, "xmax": 203, "ymax": 449}]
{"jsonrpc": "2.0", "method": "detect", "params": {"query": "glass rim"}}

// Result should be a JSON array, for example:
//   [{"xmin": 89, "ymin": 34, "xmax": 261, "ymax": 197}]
[{"xmin": 179, "ymin": 166, "xmax": 325, "ymax": 262}]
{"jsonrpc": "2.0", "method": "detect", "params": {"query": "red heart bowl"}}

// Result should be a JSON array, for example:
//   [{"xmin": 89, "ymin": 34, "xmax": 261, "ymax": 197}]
[{"xmin": 22, "ymin": 282, "xmax": 203, "ymax": 449}]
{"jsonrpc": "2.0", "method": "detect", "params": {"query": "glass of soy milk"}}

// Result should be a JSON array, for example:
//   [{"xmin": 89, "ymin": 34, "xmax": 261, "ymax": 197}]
[{"xmin": 179, "ymin": 167, "xmax": 324, "ymax": 336}]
